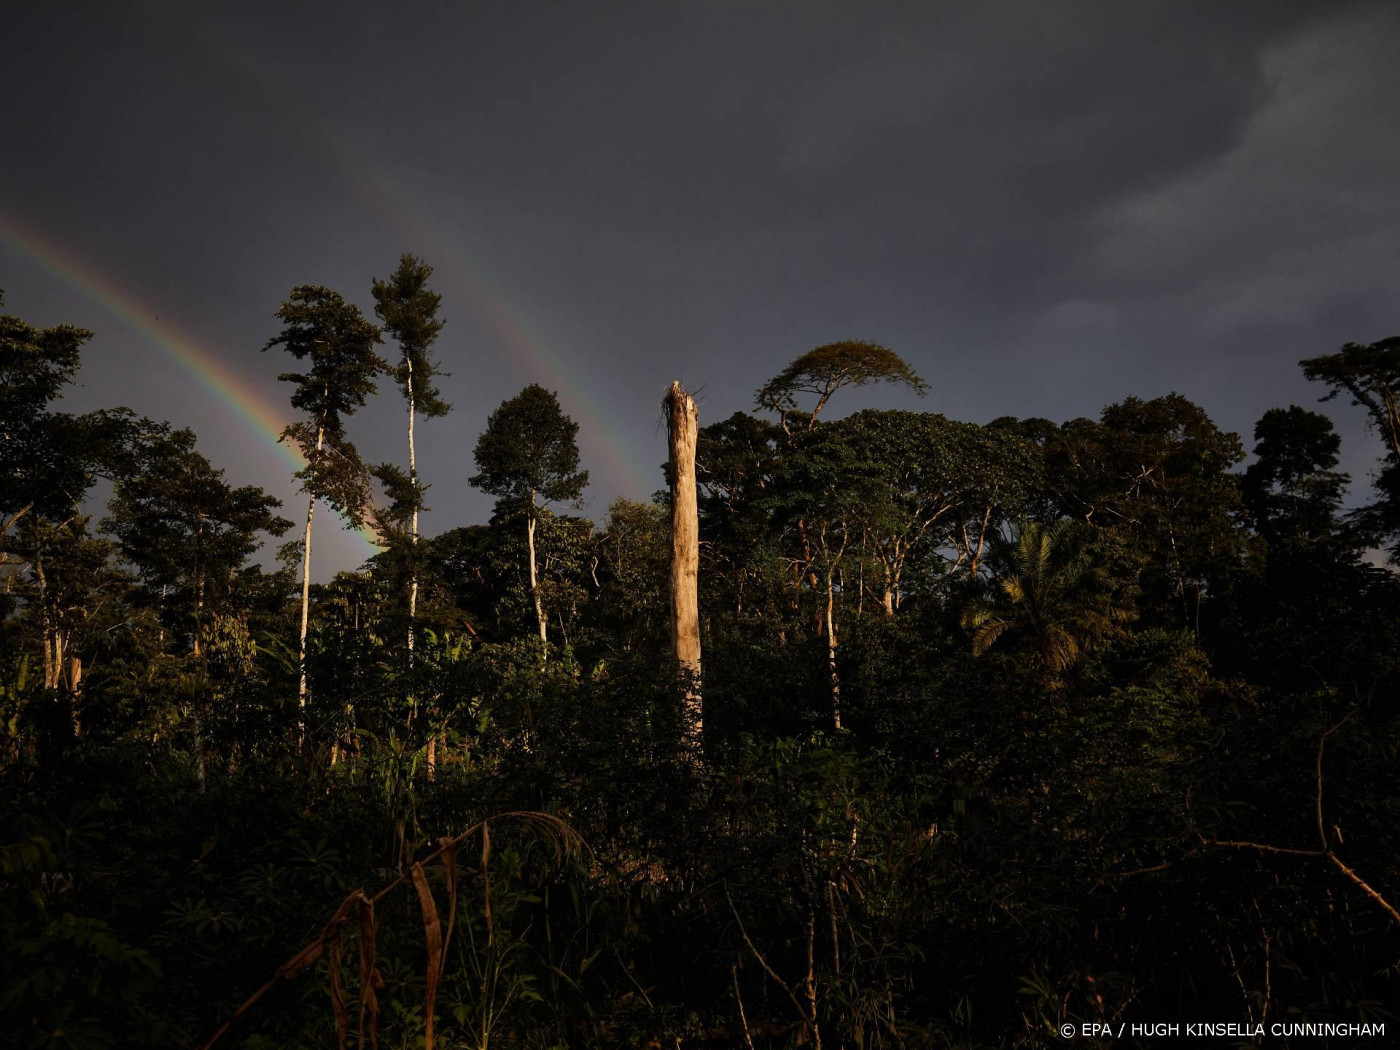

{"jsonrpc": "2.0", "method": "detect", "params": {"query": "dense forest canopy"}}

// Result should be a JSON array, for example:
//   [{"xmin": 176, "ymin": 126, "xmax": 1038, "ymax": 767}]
[{"xmin": 2, "ymin": 278, "xmax": 1398, "ymax": 1048}]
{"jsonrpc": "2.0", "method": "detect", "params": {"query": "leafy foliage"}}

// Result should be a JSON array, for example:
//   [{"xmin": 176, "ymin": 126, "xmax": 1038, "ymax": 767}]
[
  {"xmin": 3, "ymin": 291, "xmax": 1398, "ymax": 1049},
  {"xmin": 470, "ymin": 384, "xmax": 589, "ymax": 511},
  {"xmin": 372, "ymin": 253, "xmax": 449, "ymax": 420},
  {"xmin": 264, "ymin": 286, "xmax": 386, "ymax": 526},
  {"xmin": 755, "ymin": 340, "xmax": 928, "ymax": 432}
]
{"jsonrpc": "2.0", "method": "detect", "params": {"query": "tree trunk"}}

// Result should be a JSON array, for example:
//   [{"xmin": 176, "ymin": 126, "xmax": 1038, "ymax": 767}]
[
  {"xmin": 67, "ymin": 655, "xmax": 82, "ymax": 736},
  {"xmin": 194, "ymin": 710, "xmax": 207, "ymax": 792},
  {"xmin": 193, "ymin": 573, "xmax": 205, "ymax": 656},
  {"xmin": 298, "ymin": 493, "xmax": 316, "ymax": 741},
  {"xmin": 796, "ymin": 519, "xmax": 822, "ymax": 632},
  {"xmin": 297, "ymin": 419, "xmax": 326, "ymax": 746},
  {"xmin": 407, "ymin": 360, "xmax": 418, "ymax": 655},
  {"xmin": 804, "ymin": 907, "xmax": 823, "ymax": 1050},
  {"xmin": 406, "ymin": 363, "xmax": 439, "ymax": 771},
  {"xmin": 664, "ymin": 382, "xmax": 703, "ymax": 757},
  {"xmin": 527, "ymin": 500, "xmax": 548, "ymax": 652},
  {"xmin": 35, "ymin": 536, "xmax": 54, "ymax": 691},
  {"xmin": 827, "ymin": 567, "xmax": 841, "ymax": 732},
  {"xmin": 968, "ymin": 506, "xmax": 991, "ymax": 579}
]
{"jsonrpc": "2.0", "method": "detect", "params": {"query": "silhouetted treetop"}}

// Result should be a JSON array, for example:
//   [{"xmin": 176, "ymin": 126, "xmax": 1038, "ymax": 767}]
[{"xmin": 755, "ymin": 340, "xmax": 927, "ymax": 432}]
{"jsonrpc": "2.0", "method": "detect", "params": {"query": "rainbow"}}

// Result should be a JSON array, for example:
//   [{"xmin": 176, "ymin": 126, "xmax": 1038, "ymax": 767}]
[
  {"xmin": 0, "ymin": 211, "xmax": 382, "ymax": 555},
  {"xmin": 198, "ymin": 27, "xmax": 658, "ymax": 501},
  {"xmin": 335, "ymin": 176, "xmax": 659, "ymax": 500},
  {"xmin": 5, "ymin": 20, "xmax": 664, "ymax": 515}
]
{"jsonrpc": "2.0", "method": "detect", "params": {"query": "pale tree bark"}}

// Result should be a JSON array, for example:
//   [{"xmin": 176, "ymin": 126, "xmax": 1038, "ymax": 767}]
[
  {"xmin": 297, "ymin": 414, "xmax": 326, "ymax": 747},
  {"xmin": 665, "ymin": 382, "xmax": 702, "ymax": 757},
  {"xmin": 818, "ymin": 520, "xmax": 848, "ymax": 732},
  {"xmin": 855, "ymin": 530, "xmax": 866, "ymax": 619},
  {"xmin": 406, "ymin": 357, "xmax": 419, "ymax": 655},
  {"xmin": 826, "ymin": 568, "xmax": 841, "ymax": 732},
  {"xmin": 955, "ymin": 501, "xmax": 995, "ymax": 578},
  {"xmin": 405, "ymin": 359, "xmax": 440, "ymax": 777},
  {"xmin": 527, "ymin": 498, "xmax": 548, "ymax": 653},
  {"xmin": 67, "ymin": 655, "xmax": 82, "ymax": 737},
  {"xmin": 193, "ymin": 574, "xmax": 205, "ymax": 656},
  {"xmin": 34, "ymin": 533, "xmax": 56, "ymax": 691}
]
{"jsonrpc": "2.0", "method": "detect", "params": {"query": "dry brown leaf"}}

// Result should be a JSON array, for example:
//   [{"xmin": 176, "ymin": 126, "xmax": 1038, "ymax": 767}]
[
  {"xmin": 410, "ymin": 861, "xmax": 443, "ymax": 1050},
  {"xmin": 197, "ymin": 812, "xmax": 586, "ymax": 1050},
  {"xmin": 481, "ymin": 821, "xmax": 494, "ymax": 944},
  {"xmin": 440, "ymin": 841, "xmax": 458, "ymax": 981},
  {"xmin": 358, "ymin": 896, "xmax": 381, "ymax": 1050},
  {"xmin": 328, "ymin": 931, "xmax": 348, "ymax": 1050}
]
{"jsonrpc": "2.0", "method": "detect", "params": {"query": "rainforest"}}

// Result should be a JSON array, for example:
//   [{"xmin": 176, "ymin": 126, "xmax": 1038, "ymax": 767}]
[{"xmin": 3, "ymin": 269, "xmax": 1398, "ymax": 1049}]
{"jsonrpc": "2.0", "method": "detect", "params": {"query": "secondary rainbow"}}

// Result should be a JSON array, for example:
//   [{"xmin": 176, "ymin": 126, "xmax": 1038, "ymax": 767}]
[
  {"xmin": 340, "ymin": 174, "xmax": 659, "ymax": 500},
  {"xmin": 203, "ymin": 30, "xmax": 658, "ymax": 500}
]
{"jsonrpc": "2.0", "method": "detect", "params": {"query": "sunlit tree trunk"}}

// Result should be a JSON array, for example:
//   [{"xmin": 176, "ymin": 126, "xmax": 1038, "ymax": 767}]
[
  {"xmin": 856, "ymin": 530, "xmax": 866, "ymax": 619},
  {"xmin": 297, "ymin": 413, "xmax": 326, "ymax": 746},
  {"xmin": 193, "ymin": 513, "xmax": 206, "ymax": 656},
  {"xmin": 405, "ymin": 358, "xmax": 440, "ymax": 776},
  {"xmin": 804, "ymin": 907, "xmax": 823, "ymax": 1050},
  {"xmin": 527, "ymin": 497, "xmax": 548, "ymax": 652},
  {"xmin": 827, "ymin": 568, "xmax": 841, "ymax": 731},
  {"xmin": 34, "ymin": 530, "xmax": 58, "ymax": 691},
  {"xmin": 407, "ymin": 356, "xmax": 419, "ymax": 655},
  {"xmin": 193, "ymin": 576, "xmax": 205, "ymax": 656},
  {"xmin": 665, "ymin": 382, "xmax": 702, "ymax": 757},
  {"xmin": 67, "ymin": 655, "xmax": 82, "ymax": 736},
  {"xmin": 966, "ymin": 502, "xmax": 993, "ymax": 577}
]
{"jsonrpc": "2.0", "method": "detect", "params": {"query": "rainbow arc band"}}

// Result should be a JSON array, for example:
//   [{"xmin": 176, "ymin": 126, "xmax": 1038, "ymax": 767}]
[{"xmin": 0, "ymin": 211, "xmax": 381, "ymax": 554}]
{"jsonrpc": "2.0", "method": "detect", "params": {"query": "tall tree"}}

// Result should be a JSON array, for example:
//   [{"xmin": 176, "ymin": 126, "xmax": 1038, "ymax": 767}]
[
  {"xmin": 1301, "ymin": 337, "xmax": 1400, "ymax": 559},
  {"xmin": 264, "ymin": 286, "xmax": 385, "ymax": 730},
  {"xmin": 1242, "ymin": 406, "xmax": 1348, "ymax": 550},
  {"xmin": 754, "ymin": 343, "xmax": 928, "ymax": 619},
  {"xmin": 765, "ymin": 424, "xmax": 869, "ymax": 728},
  {"xmin": 596, "ymin": 498, "xmax": 670, "ymax": 650},
  {"xmin": 104, "ymin": 428, "xmax": 291, "ymax": 656},
  {"xmin": 469, "ymin": 385, "xmax": 588, "ymax": 652},
  {"xmin": 1046, "ymin": 394, "xmax": 1246, "ymax": 631},
  {"xmin": 13, "ymin": 516, "xmax": 121, "ymax": 701},
  {"xmin": 371, "ymin": 254, "xmax": 448, "ymax": 657},
  {"xmin": 0, "ymin": 292, "xmax": 92, "ymax": 571},
  {"xmin": 1, "ymin": 293, "xmax": 150, "ymax": 702},
  {"xmin": 810, "ymin": 410, "xmax": 1040, "ymax": 615},
  {"xmin": 755, "ymin": 340, "xmax": 927, "ymax": 434},
  {"xmin": 1301, "ymin": 338, "xmax": 1400, "ymax": 460}
]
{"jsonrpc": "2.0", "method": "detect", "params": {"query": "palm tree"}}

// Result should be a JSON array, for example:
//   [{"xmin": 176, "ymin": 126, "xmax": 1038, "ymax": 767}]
[{"xmin": 961, "ymin": 519, "xmax": 1134, "ymax": 682}]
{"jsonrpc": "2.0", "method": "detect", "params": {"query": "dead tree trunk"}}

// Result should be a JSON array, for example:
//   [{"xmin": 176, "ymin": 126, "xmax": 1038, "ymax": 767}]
[{"xmin": 665, "ymin": 381, "xmax": 703, "ymax": 758}]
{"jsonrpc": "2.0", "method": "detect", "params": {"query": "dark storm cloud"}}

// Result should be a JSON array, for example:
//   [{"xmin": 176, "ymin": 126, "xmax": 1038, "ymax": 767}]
[{"xmin": 3, "ymin": 1, "xmax": 1397, "ymax": 575}]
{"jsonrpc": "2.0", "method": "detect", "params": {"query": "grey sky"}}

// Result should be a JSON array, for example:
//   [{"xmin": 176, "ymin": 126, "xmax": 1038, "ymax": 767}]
[{"xmin": 4, "ymin": 1, "xmax": 1397, "ymax": 577}]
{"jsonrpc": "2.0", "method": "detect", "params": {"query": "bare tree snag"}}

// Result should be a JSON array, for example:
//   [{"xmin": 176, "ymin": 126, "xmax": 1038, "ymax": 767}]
[{"xmin": 665, "ymin": 381, "xmax": 703, "ymax": 757}]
